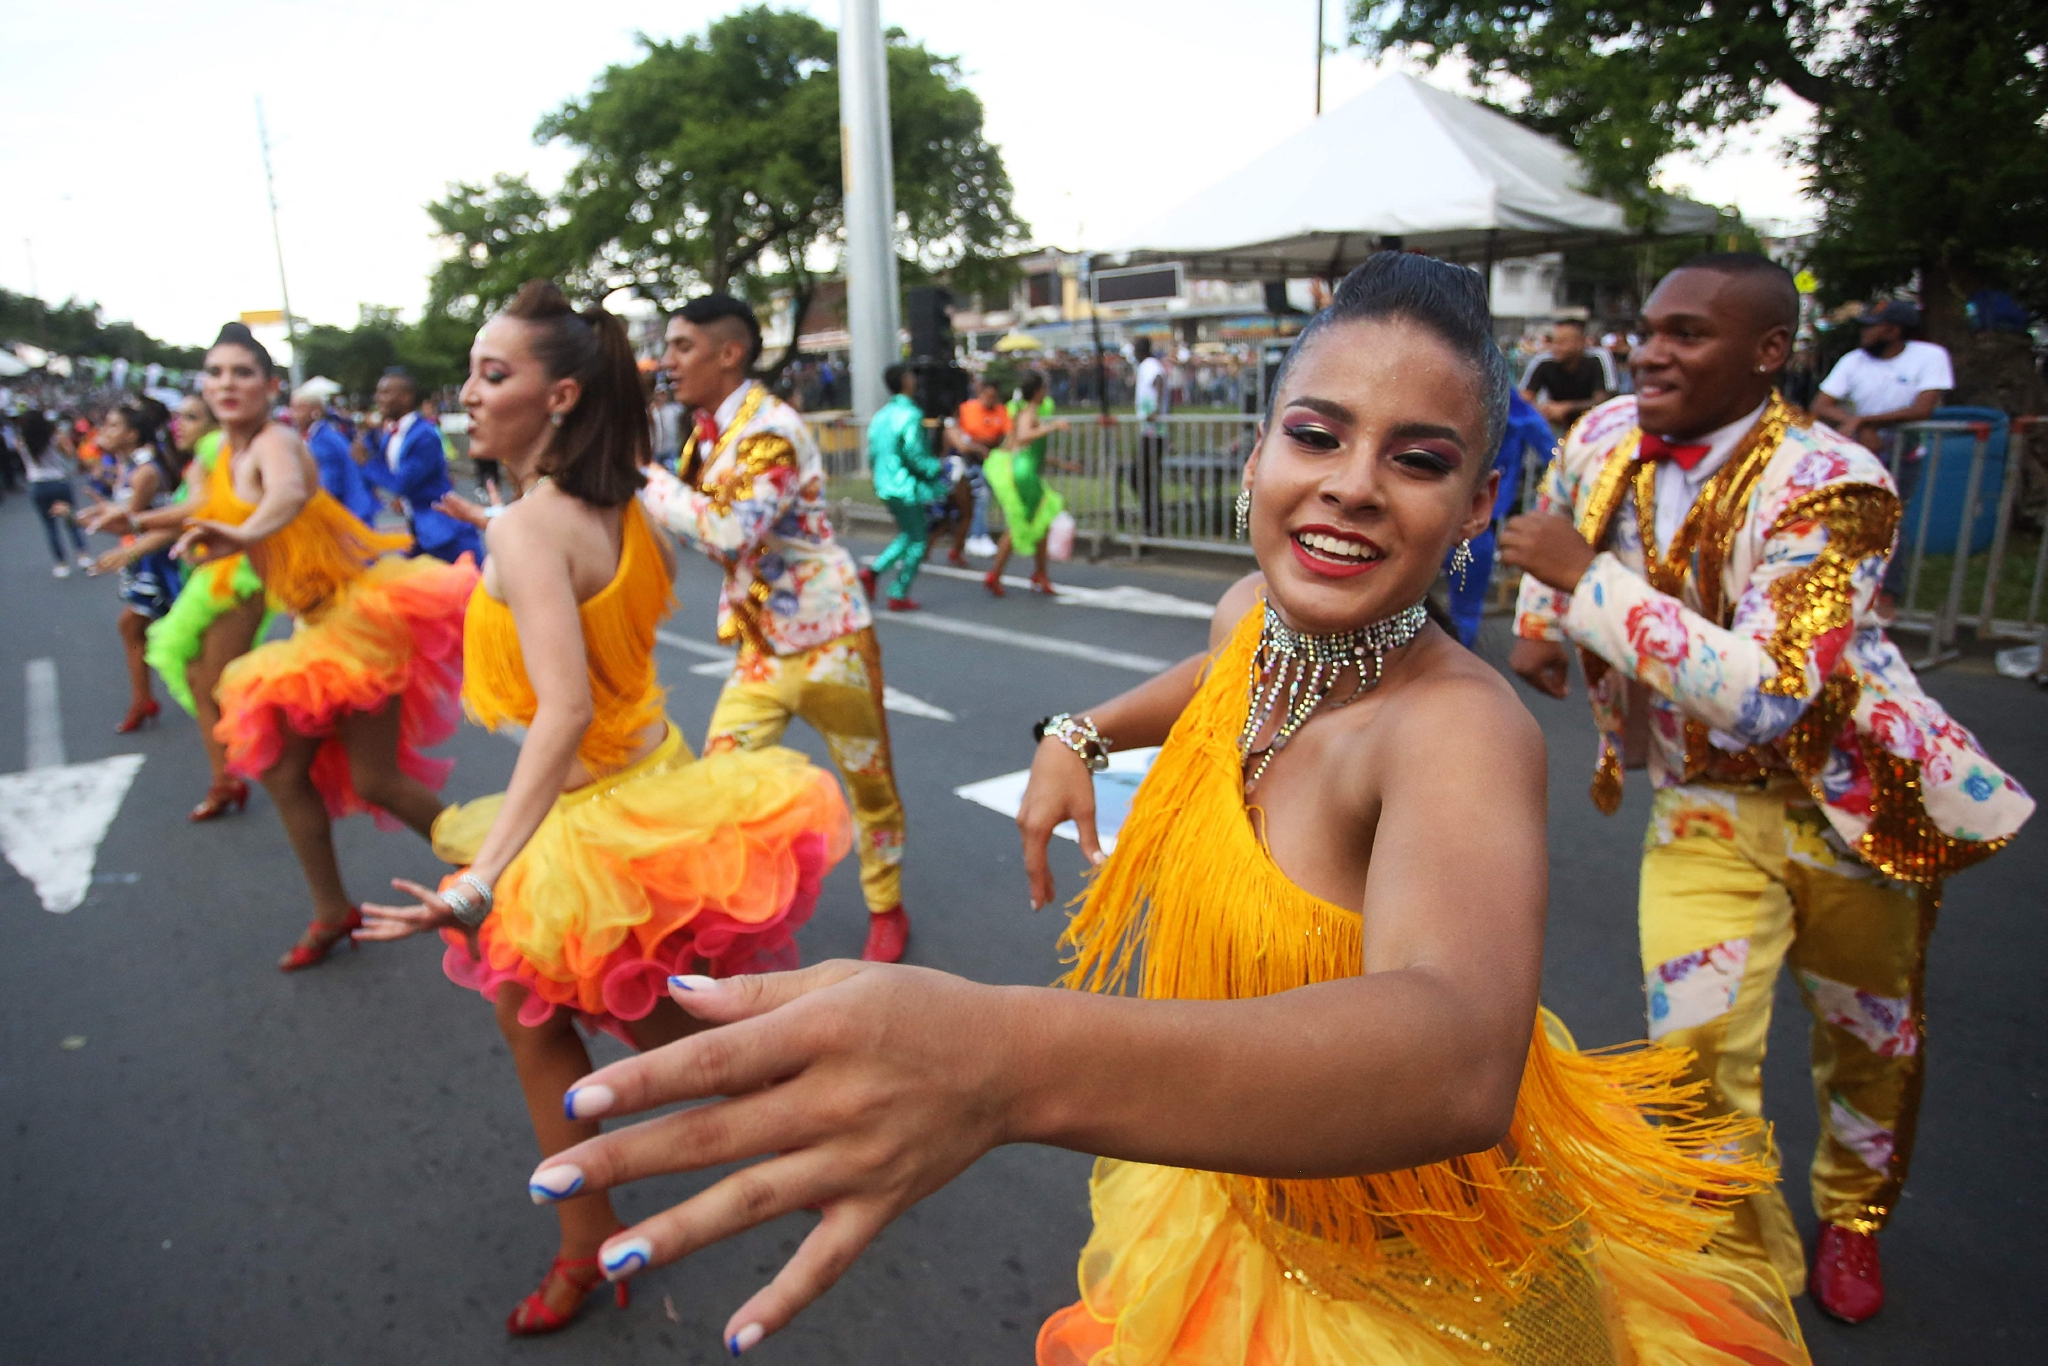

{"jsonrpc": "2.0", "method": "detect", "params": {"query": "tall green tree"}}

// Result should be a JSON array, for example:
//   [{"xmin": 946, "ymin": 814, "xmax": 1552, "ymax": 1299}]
[
  {"xmin": 1351, "ymin": 1, "xmax": 2048, "ymax": 344},
  {"xmin": 427, "ymin": 5, "xmax": 1027, "ymax": 366},
  {"xmin": 0, "ymin": 289, "xmax": 203, "ymax": 367}
]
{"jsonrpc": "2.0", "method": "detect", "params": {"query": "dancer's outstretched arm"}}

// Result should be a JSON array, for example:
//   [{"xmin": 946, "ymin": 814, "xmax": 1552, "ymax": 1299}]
[
  {"xmin": 523, "ymin": 638, "xmax": 1546, "ymax": 1352},
  {"xmin": 171, "ymin": 425, "xmax": 314, "ymax": 559}
]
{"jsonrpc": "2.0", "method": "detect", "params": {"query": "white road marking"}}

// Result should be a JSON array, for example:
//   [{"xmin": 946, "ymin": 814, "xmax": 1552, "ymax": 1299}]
[
  {"xmin": 2, "ymin": 661, "xmax": 144, "ymax": 913},
  {"xmin": 875, "ymin": 610, "xmax": 1172, "ymax": 674},
  {"xmin": 658, "ymin": 633, "xmax": 955, "ymax": 720},
  {"xmin": 954, "ymin": 748, "xmax": 1161, "ymax": 854},
  {"xmin": 25, "ymin": 658, "xmax": 64, "ymax": 769},
  {"xmin": 890, "ymin": 562, "xmax": 1217, "ymax": 619}
]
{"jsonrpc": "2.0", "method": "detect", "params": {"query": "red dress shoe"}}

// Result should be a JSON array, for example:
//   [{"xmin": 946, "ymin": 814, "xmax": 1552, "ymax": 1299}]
[
  {"xmin": 857, "ymin": 566, "xmax": 878, "ymax": 601},
  {"xmin": 861, "ymin": 906, "xmax": 910, "ymax": 962},
  {"xmin": 946, "ymin": 547, "xmax": 967, "ymax": 567},
  {"xmin": 1811, "ymin": 1223, "xmax": 1884, "ymax": 1323},
  {"xmin": 983, "ymin": 570, "xmax": 1005, "ymax": 597},
  {"xmin": 885, "ymin": 596, "xmax": 921, "ymax": 612},
  {"xmin": 116, "ymin": 698, "xmax": 160, "ymax": 733}
]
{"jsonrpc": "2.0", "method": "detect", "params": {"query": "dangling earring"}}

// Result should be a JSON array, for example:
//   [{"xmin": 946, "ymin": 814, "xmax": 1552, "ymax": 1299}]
[
  {"xmin": 1234, "ymin": 488, "xmax": 1251, "ymax": 540},
  {"xmin": 1449, "ymin": 537, "xmax": 1474, "ymax": 588}
]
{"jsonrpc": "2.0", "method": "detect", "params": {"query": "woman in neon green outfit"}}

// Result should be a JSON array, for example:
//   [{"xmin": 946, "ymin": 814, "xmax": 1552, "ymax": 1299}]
[
  {"xmin": 98, "ymin": 396, "xmax": 270, "ymax": 820},
  {"xmin": 981, "ymin": 372, "xmax": 1076, "ymax": 596}
]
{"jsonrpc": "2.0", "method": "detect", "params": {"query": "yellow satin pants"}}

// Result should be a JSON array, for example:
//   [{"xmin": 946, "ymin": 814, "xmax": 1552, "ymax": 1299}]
[
  {"xmin": 705, "ymin": 628, "xmax": 904, "ymax": 913},
  {"xmin": 1638, "ymin": 779, "xmax": 1937, "ymax": 1295}
]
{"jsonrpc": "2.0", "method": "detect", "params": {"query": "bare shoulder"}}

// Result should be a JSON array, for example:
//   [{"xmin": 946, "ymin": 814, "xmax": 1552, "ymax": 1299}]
[
  {"xmin": 1373, "ymin": 634, "xmax": 1546, "ymax": 783},
  {"xmin": 1208, "ymin": 571, "xmax": 1265, "ymax": 650}
]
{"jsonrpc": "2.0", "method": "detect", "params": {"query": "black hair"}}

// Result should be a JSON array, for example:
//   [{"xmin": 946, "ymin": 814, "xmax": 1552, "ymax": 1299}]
[
  {"xmin": 1673, "ymin": 252, "xmax": 1800, "ymax": 334},
  {"xmin": 1133, "ymin": 337, "xmax": 1153, "ymax": 360},
  {"xmin": 1551, "ymin": 318, "xmax": 1587, "ymax": 332},
  {"xmin": 18, "ymin": 409, "xmax": 54, "ymax": 457},
  {"xmin": 676, "ymin": 293, "xmax": 763, "ymax": 366},
  {"xmin": 884, "ymin": 362, "xmax": 912, "ymax": 394},
  {"xmin": 209, "ymin": 322, "xmax": 276, "ymax": 377},
  {"xmin": 116, "ymin": 396, "xmax": 184, "ymax": 484},
  {"xmin": 502, "ymin": 279, "xmax": 648, "ymax": 507},
  {"xmin": 1269, "ymin": 251, "xmax": 1511, "ymax": 455},
  {"xmin": 1018, "ymin": 370, "xmax": 1046, "ymax": 402}
]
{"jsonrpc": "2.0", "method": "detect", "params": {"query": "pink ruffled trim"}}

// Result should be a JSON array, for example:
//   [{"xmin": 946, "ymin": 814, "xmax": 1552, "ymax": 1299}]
[
  {"xmin": 441, "ymin": 829, "xmax": 833, "ymax": 1043},
  {"xmin": 218, "ymin": 557, "xmax": 475, "ymax": 830}
]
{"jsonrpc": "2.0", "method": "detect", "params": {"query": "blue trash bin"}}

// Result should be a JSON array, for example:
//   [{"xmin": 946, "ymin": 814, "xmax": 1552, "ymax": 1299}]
[{"xmin": 1894, "ymin": 406, "xmax": 2008, "ymax": 557}]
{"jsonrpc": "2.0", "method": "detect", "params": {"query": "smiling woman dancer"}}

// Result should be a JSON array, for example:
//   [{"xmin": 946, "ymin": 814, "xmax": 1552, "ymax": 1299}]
[
  {"xmin": 516, "ymin": 255, "xmax": 1810, "ymax": 1363},
  {"xmin": 355, "ymin": 281, "xmax": 850, "ymax": 1338},
  {"xmin": 173, "ymin": 322, "xmax": 478, "ymax": 969}
]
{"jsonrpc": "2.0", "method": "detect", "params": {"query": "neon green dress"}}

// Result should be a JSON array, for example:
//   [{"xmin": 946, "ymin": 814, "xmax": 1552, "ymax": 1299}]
[
  {"xmin": 984, "ymin": 396, "xmax": 1065, "ymax": 555},
  {"xmin": 144, "ymin": 429, "xmax": 272, "ymax": 714}
]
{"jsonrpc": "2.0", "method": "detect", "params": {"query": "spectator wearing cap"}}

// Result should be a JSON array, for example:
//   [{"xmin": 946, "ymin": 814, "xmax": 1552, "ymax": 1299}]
[
  {"xmin": 353, "ymin": 366, "xmax": 482, "ymax": 564},
  {"xmin": 1813, "ymin": 300, "xmax": 1954, "ymax": 616},
  {"xmin": 1811, "ymin": 300, "xmax": 1953, "ymax": 457}
]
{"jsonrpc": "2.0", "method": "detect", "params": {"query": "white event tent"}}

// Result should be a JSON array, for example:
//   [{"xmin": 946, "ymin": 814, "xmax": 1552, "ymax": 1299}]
[{"xmin": 1106, "ymin": 72, "xmax": 1720, "ymax": 282}]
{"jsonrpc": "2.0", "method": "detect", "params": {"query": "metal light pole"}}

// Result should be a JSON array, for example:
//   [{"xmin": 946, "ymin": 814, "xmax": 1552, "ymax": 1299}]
[
  {"xmin": 255, "ymin": 99, "xmax": 305, "ymax": 388},
  {"xmin": 1314, "ymin": 0, "xmax": 1325, "ymax": 116},
  {"xmin": 839, "ymin": 0, "xmax": 901, "ymax": 424}
]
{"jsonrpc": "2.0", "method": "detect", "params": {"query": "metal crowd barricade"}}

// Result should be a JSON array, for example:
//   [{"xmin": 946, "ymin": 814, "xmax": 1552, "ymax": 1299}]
[{"xmin": 1881, "ymin": 415, "xmax": 2043, "ymax": 668}]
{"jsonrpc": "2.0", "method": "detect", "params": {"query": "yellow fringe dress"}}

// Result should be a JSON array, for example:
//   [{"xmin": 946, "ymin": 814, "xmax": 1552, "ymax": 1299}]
[
  {"xmin": 433, "ymin": 500, "xmax": 852, "ymax": 1041},
  {"xmin": 202, "ymin": 440, "xmax": 479, "ymax": 827},
  {"xmin": 1038, "ymin": 606, "xmax": 1809, "ymax": 1365}
]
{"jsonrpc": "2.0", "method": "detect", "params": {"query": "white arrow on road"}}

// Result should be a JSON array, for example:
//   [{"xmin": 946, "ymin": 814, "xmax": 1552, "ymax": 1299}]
[{"xmin": 0, "ymin": 660, "xmax": 144, "ymax": 913}]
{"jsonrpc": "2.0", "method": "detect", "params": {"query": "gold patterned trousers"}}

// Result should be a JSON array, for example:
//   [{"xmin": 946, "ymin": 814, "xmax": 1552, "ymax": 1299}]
[
  {"xmin": 1638, "ymin": 779, "xmax": 1937, "ymax": 1296},
  {"xmin": 705, "ymin": 628, "xmax": 904, "ymax": 914}
]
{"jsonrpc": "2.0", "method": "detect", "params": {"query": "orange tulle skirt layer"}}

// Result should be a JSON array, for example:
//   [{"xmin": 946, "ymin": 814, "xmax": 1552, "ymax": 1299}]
[
  {"xmin": 1037, "ymin": 1159, "xmax": 1808, "ymax": 1366},
  {"xmin": 214, "ymin": 554, "xmax": 479, "ymax": 828},
  {"xmin": 433, "ymin": 726, "xmax": 851, "ymax": 1041}
]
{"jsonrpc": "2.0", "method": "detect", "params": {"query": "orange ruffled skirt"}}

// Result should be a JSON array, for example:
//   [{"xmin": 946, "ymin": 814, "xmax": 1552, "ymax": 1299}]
[
  {"xmin": 433, "ymin": 725, "xmax": 851, "ymax": 1040},
  {"xmin": 1038, "ymin": 1159, "xmax": 1809, "ymax": 1366},
  {"xmin": 214, "ymin": 554, "xmax": 478, "ymax": 829}
]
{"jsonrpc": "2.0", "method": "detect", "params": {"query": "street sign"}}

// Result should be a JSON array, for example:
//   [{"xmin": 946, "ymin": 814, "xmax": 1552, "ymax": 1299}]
[
  {"xmin": 239, "ymin": 309, "xmax": 286, "ymax": 326},
  {"xmin": 1092, "ymin": 263, "xmax": 1183, "ymax": 307}
]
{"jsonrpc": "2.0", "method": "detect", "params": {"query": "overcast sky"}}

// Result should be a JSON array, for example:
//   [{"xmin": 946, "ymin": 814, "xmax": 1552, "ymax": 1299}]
[{"xmin": 2, "ymin": 1, "xmax": 1818, "ymax": 349}]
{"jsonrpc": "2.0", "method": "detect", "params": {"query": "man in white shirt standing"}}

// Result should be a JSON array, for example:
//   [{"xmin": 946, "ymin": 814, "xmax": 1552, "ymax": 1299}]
[
  {"xmin": 1813, "ymin": 300, "xmax": 1954, "ymax": 614},
  {"xmin": 1130, "ymin": 337, "xmax": 1168, "ymax": 536},
  {"xmin": 1812, "ymin": 300, "xmax": 1952, "ymax": 456}
]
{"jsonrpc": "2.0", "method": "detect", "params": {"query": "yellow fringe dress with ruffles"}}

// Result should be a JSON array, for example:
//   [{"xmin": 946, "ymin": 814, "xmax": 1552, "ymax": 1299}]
[
  {"xmin": 1037, "ymin": 606, "xmax": 1809, "ymax": 1366},
  {"xmin": 433, "ymin": 499, "xmax": 852, "ymax": 1041},
  {"xmin": 201, "ymin": 441, "xmax": 479, "ymax": 827}
]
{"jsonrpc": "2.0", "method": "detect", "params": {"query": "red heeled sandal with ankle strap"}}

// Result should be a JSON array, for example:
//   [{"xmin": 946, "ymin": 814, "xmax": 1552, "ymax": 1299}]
[
  {"xmin": 506, "ymin": 1252, "xmax": 630, "ymax": 1337},
  {"xmin": 279, "ymin": 908, "xmax": 363, "ymax": 973},
  {"xmin": 189, "ymin": 777, "xmax": 250, "ymax": 822},
  {"xmin": 116, "ymin": 698, "xmax": 160, "ymax": 733}
]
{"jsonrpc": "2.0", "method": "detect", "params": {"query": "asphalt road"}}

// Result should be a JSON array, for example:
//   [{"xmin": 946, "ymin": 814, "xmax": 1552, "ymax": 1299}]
[{"xmin": 1, "ymin": 491, "xmax": 2042, "ymax": 1365}]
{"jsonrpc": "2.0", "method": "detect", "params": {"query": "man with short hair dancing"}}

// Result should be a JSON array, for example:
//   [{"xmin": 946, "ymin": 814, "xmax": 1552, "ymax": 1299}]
[
  {"xmin": 637, "ymin": 294, "xmax": 914, "ymax": 964},
  {"xmin": 1501, "ymin": 252, "xmax": 2033, "ymax": 1325}
]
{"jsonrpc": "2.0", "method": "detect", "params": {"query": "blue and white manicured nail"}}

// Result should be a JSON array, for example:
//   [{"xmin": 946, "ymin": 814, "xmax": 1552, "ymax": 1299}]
[
  {"xmin": 527, "ymin": 1164, "xmax": 584, "ymax": 1204},
  {"xmin": 669, "ymin": 974, "xmax": 719, "ymax": 993},
  {"xmin": 727, "ymin": 1323, "xmax": 765, "ymax": 1355},
  {"xmin": 562, "ymin": 1084, "xmax": 615, "ymax": 1120},
  {"xmin": 599, "ymin": 1236, "xmax": 652, "ymax": 1280}
]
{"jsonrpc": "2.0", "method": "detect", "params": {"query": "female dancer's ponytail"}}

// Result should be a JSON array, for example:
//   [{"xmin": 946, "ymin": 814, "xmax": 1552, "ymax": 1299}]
[{"xmin": 501, "ymin": 279, "xmax": 648, "ymax": 507}]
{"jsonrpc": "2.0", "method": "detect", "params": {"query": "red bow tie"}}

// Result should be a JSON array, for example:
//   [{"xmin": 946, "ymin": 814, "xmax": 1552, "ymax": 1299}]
[
  {"xmin": 693, "ymin": 412, "xmax": 720, "ymax": 450},
  {"xmin": 1640, "ymin": 432, "xmax": 1712, "ymax": 471}
]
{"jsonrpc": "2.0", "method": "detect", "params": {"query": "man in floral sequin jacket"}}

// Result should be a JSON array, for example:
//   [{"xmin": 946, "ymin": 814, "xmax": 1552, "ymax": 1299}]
[
  {"xmin": 637, "ymin": 294, "xmax": 913, "ymax": 965},
  {"xmin": 1499, "ymin": 254, "xmax": 2031, "ymax": 1326}
]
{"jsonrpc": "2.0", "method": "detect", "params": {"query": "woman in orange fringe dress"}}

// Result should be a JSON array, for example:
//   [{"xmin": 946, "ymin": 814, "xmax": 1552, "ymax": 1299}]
[
  {"xmin": 173, "ymin": 323, "xmax": 477, "ymax": 971},
  {"xmin": 479, "ymin": 255, "xmax": 1810, "ymax": 1363},
  {"xmin": 356, "ymin": 282, "xmax": 850, "ymax": 1338}
]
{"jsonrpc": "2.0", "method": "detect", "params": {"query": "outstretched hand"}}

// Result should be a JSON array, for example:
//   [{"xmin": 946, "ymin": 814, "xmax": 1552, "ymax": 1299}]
[
  {"xmin": 434, "ymin": 491, "xmax": 490, "ymax": 530},
  {"xmin": 1016, "ymin": 736, "xmax": 1104, "ymax": 910},
  {"xmin": 527, "ymin": 962, "xmax": 1017, "ymax": 1355},
  {"xmin": 358, "ymin": 877, "xmax": 476, "ymax": 957},
  {"xmin": 170, "ymin": 518, "xmax": 254, "ymax": 564}
]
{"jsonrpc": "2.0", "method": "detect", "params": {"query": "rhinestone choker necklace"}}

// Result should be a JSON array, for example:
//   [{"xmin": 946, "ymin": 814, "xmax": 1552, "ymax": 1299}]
[{"xmin": 1236, "ymin": 600, "xmax": 1429, "ymax": 787}]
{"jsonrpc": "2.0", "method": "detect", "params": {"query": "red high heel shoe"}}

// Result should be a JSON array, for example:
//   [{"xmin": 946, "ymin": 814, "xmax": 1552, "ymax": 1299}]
[
  {"xmin": 506, "ymin": 1253, "xmax": 630, "ymax": 1336},
  {"xmin": 189, "ymin": 777, "xmax": 250, "ymax": 822},
  {"xmin": 116, "ymin": 698, "xmax": 160, "ymax": 734},
  {"xmin": 279, "ymin": 907, "xmax": 363, "ymax": 972},
  {"xmin": 984, "ymin": 570, "xmax": 1006, "ymax": 597},
  {"xmin": 1029, "ymin": 572, "xmax": 1057, "ymax": 596}
]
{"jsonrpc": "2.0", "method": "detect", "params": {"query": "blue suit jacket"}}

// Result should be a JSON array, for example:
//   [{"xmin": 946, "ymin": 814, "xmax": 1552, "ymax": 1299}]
[
  {"xmin": 307, "ymin": 420, "xmax": 380, "ymax": 527},
  {"xmin": 362, "ymin": 414, "xmax": 482, "ymax": 563}
]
